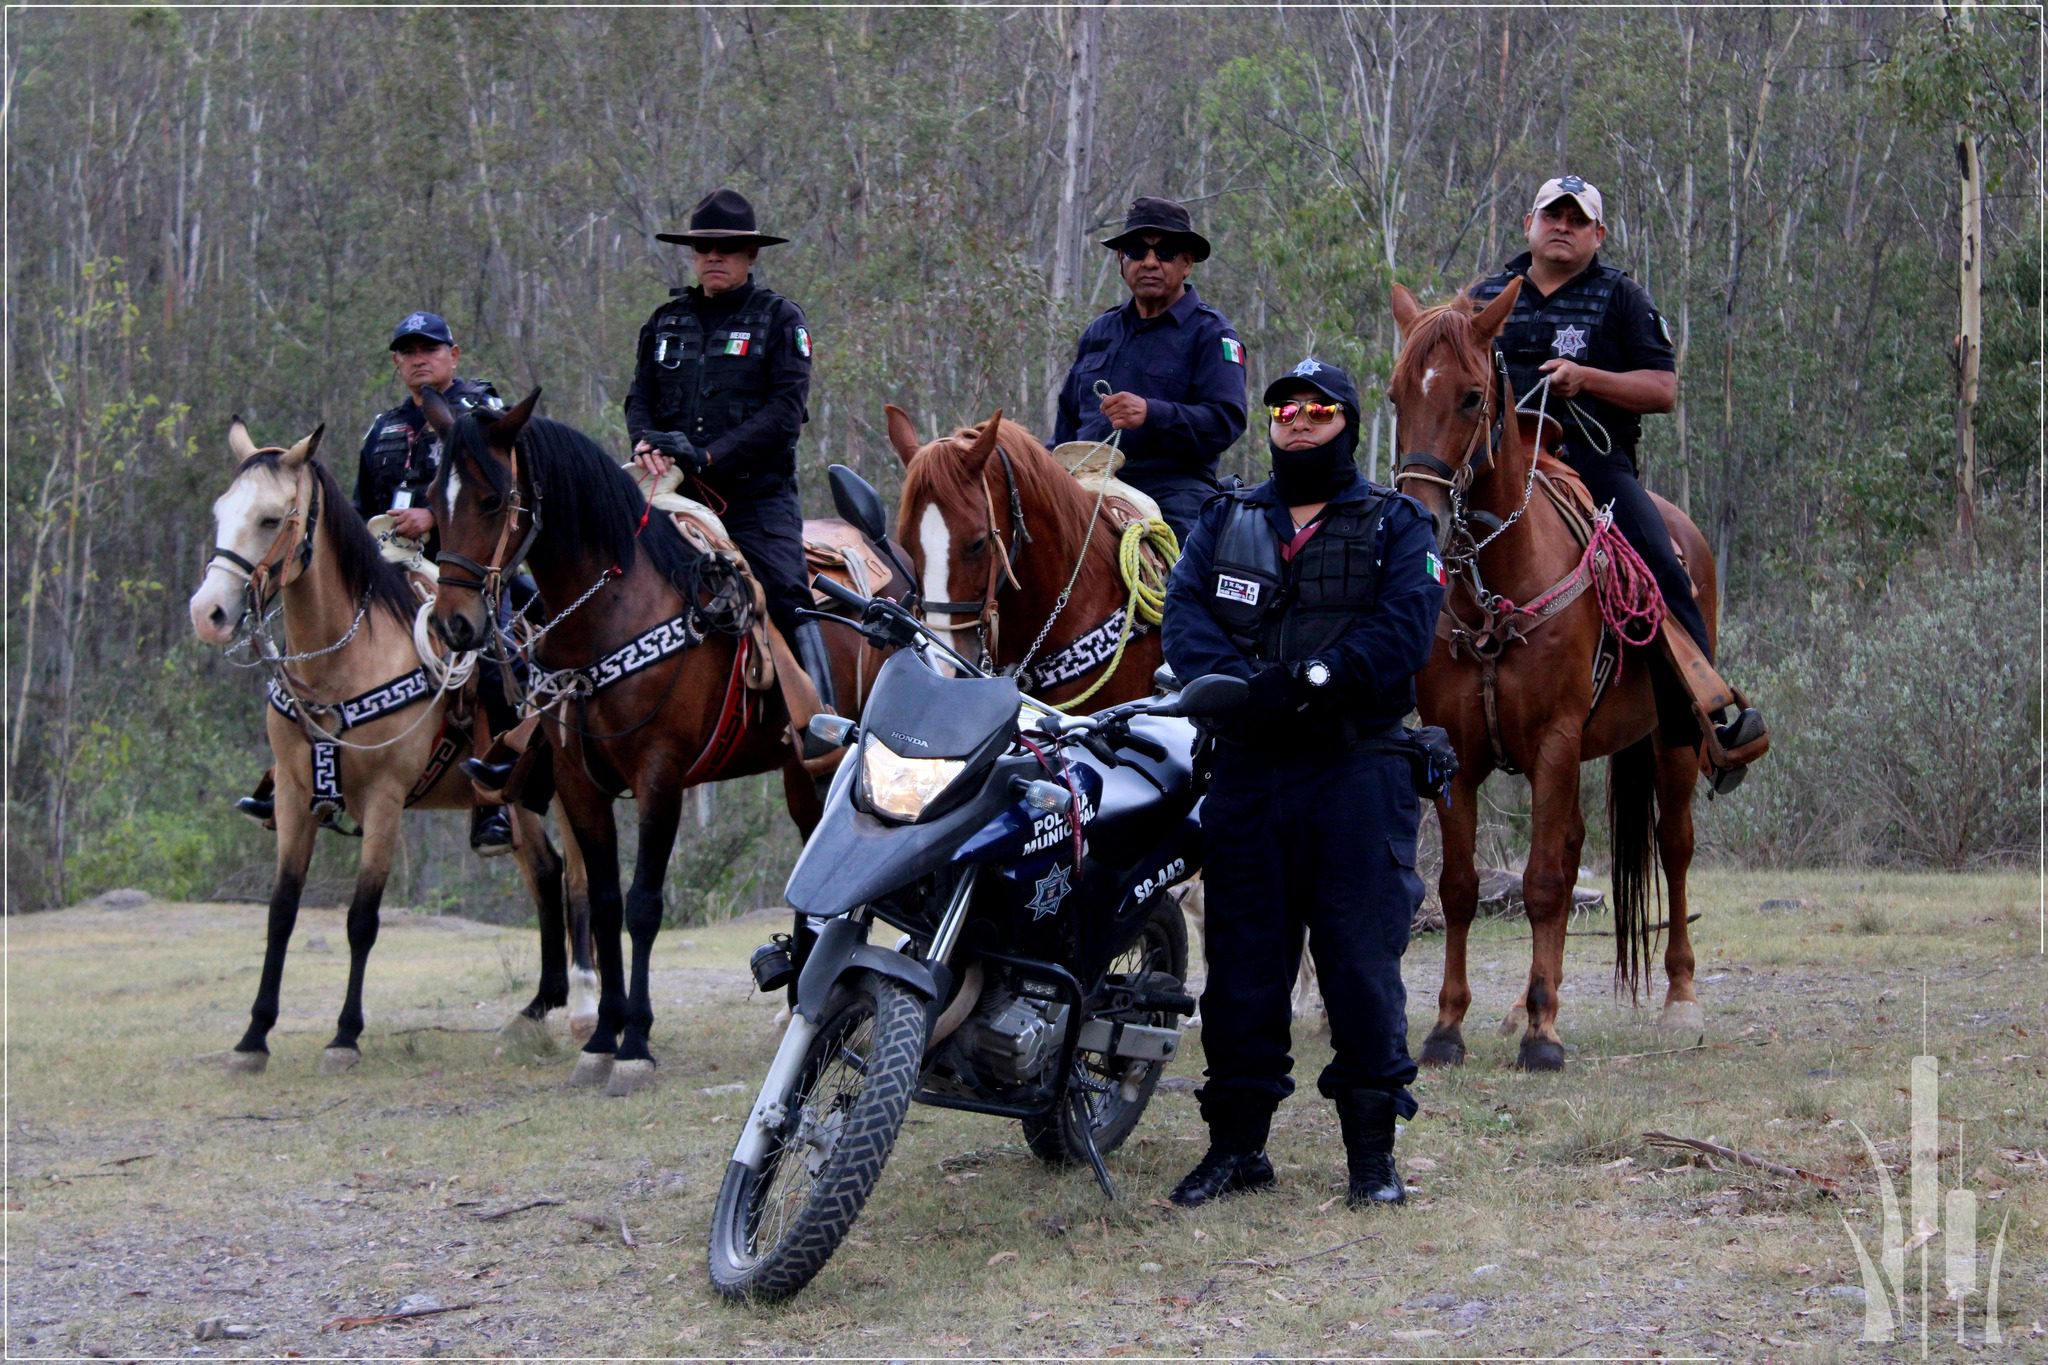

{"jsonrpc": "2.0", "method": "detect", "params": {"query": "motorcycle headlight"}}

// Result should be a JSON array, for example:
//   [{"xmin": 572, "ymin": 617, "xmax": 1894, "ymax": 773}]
[{"xmin": 860, "ymin": 737, "xmax": 966, "ymax": 822}]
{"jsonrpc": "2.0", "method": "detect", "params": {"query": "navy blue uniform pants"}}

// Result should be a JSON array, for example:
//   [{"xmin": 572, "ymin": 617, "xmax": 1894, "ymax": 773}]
[
  {"xmin": 1195, "ymin": 741, "xmax": 1422, "ymax": 1147},
  {"xmin": 1128, "ymin": 473, "xmax": 1217, "ymax": 546},
  {"xmin": 709, "ymin": 474, "xmax": 810, "ymax": 638},
  {"xmin": 1566, "ymin": 446, "xmax": 1712, "ymax": 664}
]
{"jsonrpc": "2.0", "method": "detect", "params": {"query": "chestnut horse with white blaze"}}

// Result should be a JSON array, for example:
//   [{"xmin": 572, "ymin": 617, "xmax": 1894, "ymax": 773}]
[
  {"xmin": 188, "ymin": 420, "xmax": 595, "ymax": 1075},
  {"xmin": 1389, "ymin": 280, "xmax": 1712, "ymax": 1070},
  {"xmin": 887, "ymin": 406, "xmax": 1164, "ymax": 711}
]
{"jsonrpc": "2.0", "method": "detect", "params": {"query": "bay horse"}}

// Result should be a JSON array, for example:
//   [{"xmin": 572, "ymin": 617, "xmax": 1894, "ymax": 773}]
[
  {"xmin": 188, "ymin": 420, "xmax": 596, "ymax": 1075},
  {"xmin": 425, "ymin": 390, "xmax": 871, "ymax": 1095},
  {"xmin": 886, "ymin": 405, "xmax": 1166, "ymax": 711},
  {"xmin": 1388, "ymin": 280, "xmax": 1711, "ymax": 1070}
]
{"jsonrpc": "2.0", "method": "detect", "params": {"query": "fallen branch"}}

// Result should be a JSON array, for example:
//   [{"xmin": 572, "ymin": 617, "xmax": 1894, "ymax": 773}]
[
  {"xmin": 214, "ymin": 1100, "xmax": 347, "ymax": 1124},
  {"xmin": 472, "ymin": 1197, "xmax": 564, "ymax": 1221},
  {"xmin": 1216, "ymin": 1233, "xmax": 1381, "ymax": 1270},
  {"xmin": 617, "ymin": 1207, "xmax": 638, "ymax": 1249},
  {"xmin": 321, "ymin": 1302, "xmax": 476, "ymax": 1332},
  {"xmin": 103, "ymin": 1153, "xmax": 157, "ymax": 1167},
  {"xmin": 1564, "ymin": 912, "xmax": 1704, "ymax": 938},
  {"xmin": 1642, "ymin": 1130, "xmax": 1840, "ymax": 1193}
]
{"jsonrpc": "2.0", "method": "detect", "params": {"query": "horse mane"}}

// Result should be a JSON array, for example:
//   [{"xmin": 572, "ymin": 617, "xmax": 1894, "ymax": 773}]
[
  {"xmin": 439, "ymin": 412, "xmax": 702, "ymax": 588},
  {"xmin": 1390, "ymin": 287, "xmax": 1486, "ymax": 388},
  {"xmin": 896, "ymin": 417, "xmax": 1111, "ymax": 568},
  {"xmin": 235, "ymin": 450, "xmax": 418, "ymax": 627}
]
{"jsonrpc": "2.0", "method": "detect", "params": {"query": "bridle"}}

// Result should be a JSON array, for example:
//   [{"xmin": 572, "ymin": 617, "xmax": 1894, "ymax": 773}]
[
  {"xmin": 205, "ymin": 452, "xmax": 322, "ymax": 622},
  {"xmin": 920, "ymin": 440, "xmax": 1033, "ymax": 667},
  {"xmin": 1392, "ymin": 347, "xmax": 1507, "ymax": 512},
  {"xmin": 434, "ymin": 435, "xmax": 542, "ymax": 614}
]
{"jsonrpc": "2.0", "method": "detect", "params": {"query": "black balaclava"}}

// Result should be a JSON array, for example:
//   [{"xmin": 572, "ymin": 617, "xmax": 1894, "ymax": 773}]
[{"xmin": 1264, "ymin": 358, "xmax": 1362, "ymax": 507}]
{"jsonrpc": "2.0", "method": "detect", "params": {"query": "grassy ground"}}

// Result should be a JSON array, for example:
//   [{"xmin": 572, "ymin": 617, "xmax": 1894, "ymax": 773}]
[{"xmin": 6, "ymin": 870, "xmax": 2042, "ymax": 1360}]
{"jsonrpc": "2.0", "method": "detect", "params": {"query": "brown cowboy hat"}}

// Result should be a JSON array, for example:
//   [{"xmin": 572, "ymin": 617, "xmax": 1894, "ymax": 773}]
[{"xmin": 655, "ymin": 187, "xmax": 790, "ymax": 248}]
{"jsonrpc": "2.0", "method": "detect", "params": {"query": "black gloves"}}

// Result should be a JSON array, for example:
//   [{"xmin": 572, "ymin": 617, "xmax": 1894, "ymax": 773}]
[
  {"xmin": 1244, "ymin": 665, "xmax": 1305, "ymax": 716},
  {"xmin": 643, "ymin": 430, "xmax": 709, "ymax": 474}
]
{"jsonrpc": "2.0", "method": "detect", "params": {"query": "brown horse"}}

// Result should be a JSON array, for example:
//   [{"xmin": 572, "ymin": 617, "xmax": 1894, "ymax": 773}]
[
  {"xmin": 1388, "ymin": 280, "xmax": 1710, "ymax": 1071},
  {"xmin": 425, "ymin": 391, "xmax": 869, "ymax": 1095},
  {"xmin": 188, "ymin": 420, "xmax": 595, "ymax": 1074},
  {"xmin": 887, "ymin": 406, "xmax": 1164, "ymax": 711}
]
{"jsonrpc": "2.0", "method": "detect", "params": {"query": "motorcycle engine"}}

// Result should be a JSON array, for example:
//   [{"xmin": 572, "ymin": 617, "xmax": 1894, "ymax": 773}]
[{"xmin": 947, "ymin": 986, "xmax": 1064, "ymax": 1090}]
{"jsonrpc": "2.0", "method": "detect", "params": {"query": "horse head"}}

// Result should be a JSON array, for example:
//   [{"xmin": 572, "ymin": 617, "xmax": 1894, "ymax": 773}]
[
  {"xmin": 888, "ymin": 403, "xmax": 1034, "ymax": 663},
  {"xmin": 188, "ymin": 418, "xmax": 325, "ymax": 644},
  {"xmin": 1387, "ymin": 279, "xmax": 1525, "ymax": 552},
  {"xmin": 424, "ymin": 386, "xmax": 541, "ymax": 651}
]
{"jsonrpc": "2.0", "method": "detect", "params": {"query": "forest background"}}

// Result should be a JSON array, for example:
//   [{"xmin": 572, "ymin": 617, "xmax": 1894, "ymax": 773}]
[{"xmin": 5, "ymin": 3, "xmax": 2040, "ymax": 917}]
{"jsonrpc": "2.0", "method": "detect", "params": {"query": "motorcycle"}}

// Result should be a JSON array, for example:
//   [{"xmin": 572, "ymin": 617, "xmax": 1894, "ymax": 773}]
[{"xmin": 706, "ymin": 469, "xmax": 1244, "ymax": 1302}]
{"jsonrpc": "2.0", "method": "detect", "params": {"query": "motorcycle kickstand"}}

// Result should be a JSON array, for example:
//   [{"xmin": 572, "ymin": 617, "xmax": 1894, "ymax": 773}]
[{"xmin": 1066, "ymin": 1083, "xmax": 1118, "ymax": 1200}]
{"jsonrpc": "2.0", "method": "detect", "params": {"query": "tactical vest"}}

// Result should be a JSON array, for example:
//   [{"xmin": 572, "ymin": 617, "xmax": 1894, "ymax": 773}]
[
  {"xmin": 1207, "ymin": 488, "xmax": 1394, "ymax": 668},
  {"xmin": 1472, "ymin": 263, "xmax": 1642, "ymax": 458},
  {"xmin": 646, "ymin": 288, "xmax": 792, "ymax": 472},
  {"xmin": 368, "ymin": 377, "xmax": 499, "ymax": 504}
]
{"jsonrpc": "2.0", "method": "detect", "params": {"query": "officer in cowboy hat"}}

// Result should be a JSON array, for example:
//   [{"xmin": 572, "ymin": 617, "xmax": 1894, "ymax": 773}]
[
  {"xmin": 1051, "ymin": 196, "xmax": 1248, "ymax": 540},
  {"xmin": 1472, "ymin": 175, "xmax": 1765, "ymax": 790},
  {"xmin": 625, "ymin": 188, "xmax": 837, "ymax": 712}
]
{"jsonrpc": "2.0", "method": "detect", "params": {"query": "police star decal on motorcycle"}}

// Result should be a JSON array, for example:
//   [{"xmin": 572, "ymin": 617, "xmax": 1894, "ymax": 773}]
[{"xmin": 1026, "ymin": 862, "xmax": 1073, "ymax": 919}]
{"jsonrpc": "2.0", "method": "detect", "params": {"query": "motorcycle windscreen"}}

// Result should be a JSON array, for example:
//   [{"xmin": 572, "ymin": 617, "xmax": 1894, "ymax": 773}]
[{"xmin": 858, "ymin": 650, "xmax": 1021, "ymax": 759}]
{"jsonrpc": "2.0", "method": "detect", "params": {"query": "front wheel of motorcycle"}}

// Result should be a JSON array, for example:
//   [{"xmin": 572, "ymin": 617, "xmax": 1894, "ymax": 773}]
[
  {"xmin": 1022, "ymin": 889, "xmax": 1190, "ymax": 1164},
  {"xmin": 707, "ymin": 969, "xmax": 926, "ymax": 1302}
]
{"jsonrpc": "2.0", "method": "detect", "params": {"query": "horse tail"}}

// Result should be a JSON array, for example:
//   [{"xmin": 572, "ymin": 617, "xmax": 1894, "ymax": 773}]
[{"xmin": 1605, "ymin": 735, "xmax": 1660, "ymax": 1002}]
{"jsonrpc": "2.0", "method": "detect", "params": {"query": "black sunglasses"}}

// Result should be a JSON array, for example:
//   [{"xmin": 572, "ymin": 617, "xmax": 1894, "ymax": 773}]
[{"xmin": 1119, "ymin": 238, "xmax": 1189, "ymax": 263}]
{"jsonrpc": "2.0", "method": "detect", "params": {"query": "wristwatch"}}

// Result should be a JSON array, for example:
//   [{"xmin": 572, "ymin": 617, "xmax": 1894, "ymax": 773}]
[{"xmin": 1301, "ymin": 659, "xmax": 1333, "ymax": 690}]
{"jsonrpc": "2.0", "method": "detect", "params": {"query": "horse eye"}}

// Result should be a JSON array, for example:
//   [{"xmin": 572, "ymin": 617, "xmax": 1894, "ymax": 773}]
[
  {"xmin": 478, "ymin": 493, "xmax": 504, "ymax": 515},
  {"xmin": 1460, "ymin": 389, "xmax": 1484, "ymax": 414},
  {"xmin": 965, "ymin": 536, "xmax": 989, "ymax": 558},
  {"xmin": 259, "ymin": 516, "xmax": 282, "ymax": 530}
]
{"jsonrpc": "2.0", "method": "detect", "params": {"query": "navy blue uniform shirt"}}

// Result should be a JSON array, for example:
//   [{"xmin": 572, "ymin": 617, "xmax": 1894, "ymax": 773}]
[
  {"xmin": 622, "ymin": 278, "xmax": 811, "ymax": 482},
  {"xmin": 353, "ymin": 376, "xmax": 500, "ymax": 521},
  {"xmin": 1051, "ymin": 285, "xmax": 1247, "ymax": 490},
  {"xmin": 1163, "ymin": 471, "xmax": 1445, "ymax": 736}
]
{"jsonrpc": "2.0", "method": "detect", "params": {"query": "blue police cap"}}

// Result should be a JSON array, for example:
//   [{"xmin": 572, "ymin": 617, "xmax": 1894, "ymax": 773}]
[
  {"xmin": 1262, "ymin": 357, "xmax": 1360, "ymax": 420},
  {"xmin": 389, "ymin": 310, "xmax": 455, "ymax": 350}
]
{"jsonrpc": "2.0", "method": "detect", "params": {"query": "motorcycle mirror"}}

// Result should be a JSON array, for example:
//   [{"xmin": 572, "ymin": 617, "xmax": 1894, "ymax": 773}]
[
  {"xmin": 802, "ymin": 713, "xmax": 857, "ymax": 759},
  {"xmin": 827, "ymin": 464, "xmax": 890, "ymax": 545},
  {"xmin": 1164, "ymin": 673, "xmax": 1250, "ymax": 719}
]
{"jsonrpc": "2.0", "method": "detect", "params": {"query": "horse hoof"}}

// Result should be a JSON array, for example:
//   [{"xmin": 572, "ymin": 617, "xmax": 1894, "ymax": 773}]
[
  {"xmin": 496, "ymin": 1013, "xmax": 553, "ymax": 1059},
  {"xmin": 567, "ymin": 1009, "xmax": 598, "ymax": 1045},
  {"xmin": 568, "ymin": 970, "xmax": 600, "ymax": 1041},
  {"xmin": 569, "ymin": 1051, "xmax": 615, "ymax": 1088},
  {"xmin": 1515, "ymin": 1038, "xmax": 1567, "ymax": 1072},
  {"xmin": 1419, "ymin": 1033, "xmax": 1467, "ymax": 1068},
  {"xmin": 1496, "ymin": 1005, "xmax": 1528, "ymax": 1037},
  {"xmin": 320, "ymin": 1046, "xmax": 362, "ymax": 1075},
  {"xmin": 604, "ymin": 1059, "xmax": 658, "ymax": 1098},
  {"xmin": 224, "ymin": 1049, "xmax": 269, "ymax": 1075},
  {"xmin": 1658, "ymin": 1000, "xmax": 1706, "ymax": 1037}
]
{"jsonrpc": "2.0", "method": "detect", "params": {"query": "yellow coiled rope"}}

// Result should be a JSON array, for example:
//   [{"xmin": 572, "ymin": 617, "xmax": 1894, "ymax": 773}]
[{"xmin": 1052, "ymin": 517, "xmax": 1181, "ymax": 711}]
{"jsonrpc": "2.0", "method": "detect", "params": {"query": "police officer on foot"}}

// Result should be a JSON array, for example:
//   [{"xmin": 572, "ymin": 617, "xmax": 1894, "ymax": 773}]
[
  {"xmin": 1051, "ymin": 197, "xmax": 1248, "ymax": 541},
  {"xmin": 625, "ymin": 188, "xmax": 837, "ymax": 713},
  {"xmin": 235, "ymin": 309, "xmax": 514, "ymax": 855},
  {"xmin": 1473, "ymin": 175, "xmax": 1765, "ymax": 790},
  {"xmin": 1162, "ymin": 358, "xmax": 1443, "ymax": 1209}
]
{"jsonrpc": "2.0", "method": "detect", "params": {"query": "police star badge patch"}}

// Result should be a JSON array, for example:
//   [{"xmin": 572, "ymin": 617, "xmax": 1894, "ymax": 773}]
[
  {"xmin": 1551, "ymin": 324, "xmax": 1589, "ymax": 359},
  {"xmin": 1027, "ymin": 862, "xmax": 1073, "ymax": 920}
]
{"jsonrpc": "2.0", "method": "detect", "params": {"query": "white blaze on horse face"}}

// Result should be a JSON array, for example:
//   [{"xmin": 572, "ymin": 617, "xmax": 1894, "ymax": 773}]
[
  {"xmin": 1422, "ymin": 366, "xmax": 1439, "ymax": 397},
  {"xmin": 189, "ymin": 472, "xmax": 279, "ymax": 643},
  {"xmin": 917, "ymin": 501, "xmax": 961, "ymax": 663},
  {"xmin": 444, "ymin": 466, "xmax": 463, "ymax": 521}
]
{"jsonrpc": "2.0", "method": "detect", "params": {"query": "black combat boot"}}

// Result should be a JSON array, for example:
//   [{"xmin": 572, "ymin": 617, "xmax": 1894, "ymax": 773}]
[
  {"xmin": 1169, "ymin": 1148, "xmax": 1276, "ymax": 1208},
  {"xmin": 461, "ymin": 755, "xmax": 517, "ymax": 793},
  {"xmin": 233, "ymin": 768, "xmax": 277, "ymax": 826},
  {"xmin": 469, "ymin": 804, "xmax": 513, "ymax": 857},
  {"xmin": 1708, "ymin": 707, "xmax": 1767, "ymax": 795},
  {"xmin": 792, "ymin": 618, "xmax": 839, "ymax": 716},
  {"xmin": 1333, "ymin": 1088, "xmax": 1406, "ymax": 1207}
]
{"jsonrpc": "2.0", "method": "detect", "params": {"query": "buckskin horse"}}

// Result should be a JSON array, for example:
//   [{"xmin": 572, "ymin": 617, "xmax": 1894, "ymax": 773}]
[
  {"xmin": 425, "ymin": 390, "xmax": 880, "ymax": 1095},
  {"xmin": 1388, "ymin": 280, "xmax": 1717, "ymax": 1070},
  {"xmin": 188, "ymin": 420, "xmax": 596, "ymax": 1074},
  {"xmin": 886, "ymin": 406, "xmax": 1173, "ymax": 711}
]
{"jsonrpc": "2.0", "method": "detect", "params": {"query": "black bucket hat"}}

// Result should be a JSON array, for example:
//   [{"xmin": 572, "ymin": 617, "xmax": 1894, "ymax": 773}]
[
  {"xmin": 656, "ymin": 187, "xmax": 790, "ymax": 248},
  {"xmin": 1100, "ymin": 196, "xmax": 1212, "ymax": 263},
  {"xmin": 1262, "ymin": 357, "xmax": 1361, "ymax": 427}
]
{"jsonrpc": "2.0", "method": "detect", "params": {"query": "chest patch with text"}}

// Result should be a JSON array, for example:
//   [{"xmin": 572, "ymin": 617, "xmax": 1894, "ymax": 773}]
[{"xmin": 1215, "ymin": 575, "xmax": 1261, "ymax": 606}]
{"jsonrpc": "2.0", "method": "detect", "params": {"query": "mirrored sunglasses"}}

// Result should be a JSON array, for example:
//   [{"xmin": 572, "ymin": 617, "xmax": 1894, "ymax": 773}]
[{"xmin": 1268, "ymin": 401, "xmax": 1341, "ymax": 425}]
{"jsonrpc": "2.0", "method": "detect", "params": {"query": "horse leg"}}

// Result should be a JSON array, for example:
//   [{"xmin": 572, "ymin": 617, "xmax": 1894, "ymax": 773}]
[
  {"xmin": 1421, "ymin": 771, "xmax": 1482, "ymax": 1067},
  {"xmin": 781, "ymin": 753, "xmax": 826, "ymax": 837},
  {"xmin": 1654, "ymin": 740, "xmax": 1705, "ymax": 1036},
  {"xmin": 499, "ymin": 806, "xmax": 566, "ymax": 1050},
  {"xmin": 561, "ymin": 783, "xmax": 624, "ymax": 1089},
  {"xmin": 1516, "ymin": 739, "xmax": 1585, "ymax": 1072},
  {"xmin": 607, "ymin": 791, "xmax": 685, "ymax": 1097},
  {"xmin": 228, "ymin": 801, "xmax": 318, "ymax": 1074},
  {"xmin": 558, "ymin": 815, "xmax": 599, "ymax": 1042},
  {"xmin": 322, "ymin": 795, "xmax": 404, "ymax": 1073}
]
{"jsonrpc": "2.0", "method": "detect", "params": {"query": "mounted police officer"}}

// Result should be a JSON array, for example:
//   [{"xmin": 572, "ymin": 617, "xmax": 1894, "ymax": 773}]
[
  {"xmin": 1473, "ymin": 175, "xmax": 1766, "ymax": 790},
  {"xmin": 1051, "ymin": 196, "xmax": 1248, "ymax": 541},
  {"xmin": 1162, "ymin": 358, "xmax": 1444, "ymax": 1210},
  {"xmin": 234, "ymin": 310, "xmax": 514, "ymax": 855},
  {"xmin": 625, "ymin": 187, "xmax": 836, "ymax": 713}
]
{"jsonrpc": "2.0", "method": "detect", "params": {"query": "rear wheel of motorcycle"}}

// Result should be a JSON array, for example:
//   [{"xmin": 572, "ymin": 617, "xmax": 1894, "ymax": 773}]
[
  {"xmin": 707, "ymin": 970, "xmax": 925, "ymax": 1302},
  {"xmin": 1021, "ymin": 891, "xmax": 1190, "ymax": 1164}
]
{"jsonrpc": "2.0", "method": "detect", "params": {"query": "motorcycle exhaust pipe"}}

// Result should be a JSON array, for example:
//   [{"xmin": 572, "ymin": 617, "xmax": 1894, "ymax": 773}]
[{"xmin": 925, "ymin": 959, "xmax": 985, "ymax": 1051}]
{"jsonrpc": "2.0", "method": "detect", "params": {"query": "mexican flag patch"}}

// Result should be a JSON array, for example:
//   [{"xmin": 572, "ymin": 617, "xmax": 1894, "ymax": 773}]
[
  {"xmin": 718, "ymin": 333, "xmax": 751, "ymax": 357},
  {"xmin": 1425, "ymin": 550, "xmax": 1446, "ymax": 585},
  {"xmin": 1220, "ymin": 337, "xmax": 1245, "ymax": 366},
  {"xmin": 796, "ymin": 326, "xmax": 813, "ymax": 358}
]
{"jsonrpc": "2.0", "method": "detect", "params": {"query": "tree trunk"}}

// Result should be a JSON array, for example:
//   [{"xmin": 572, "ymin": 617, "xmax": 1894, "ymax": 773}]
[
  {"xmin": 1952, "ymin": 2, "xmax": 1983, "ymax": 560},
  {"xmin": 1047, "ymin": 1, "xmax": 1102, "ymax": 428}
]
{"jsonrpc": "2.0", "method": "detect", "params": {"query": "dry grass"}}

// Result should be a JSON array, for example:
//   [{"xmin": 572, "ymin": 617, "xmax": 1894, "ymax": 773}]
[{"xmin": 6, "ymin": 871, "xmax": 2043, "ymax": 1358}]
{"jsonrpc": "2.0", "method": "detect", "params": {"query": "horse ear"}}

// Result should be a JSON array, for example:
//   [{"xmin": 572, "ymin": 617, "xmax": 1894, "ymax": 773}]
[
  {"xmin": 420, "ymin": 386, "xmax": 456, "ymax": 437},
  {"xmin": 227, "ymin": 414, "xmax": 258, "ymax": 464},
  {"xmin": 884, "ymin": 403, "xmax": 922, "ymax": 466},
  {"xmin": 965, "ymin": 409, "xmax": 1005, "ymax": 473},
  {"xmin": 1472, "ymin": 276, "xmax": 1522, "ymax": 341},
  {"xmin": 280, "ymin": 424, "xmax": 325, "ymax": 468},
  {"xmin": 487, "ymin": 388, "xmax": 541, "ymax": 447},
  {"xmin": 1390, "ymin": 283, "xmax": 1422, "ymax": 335}
]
